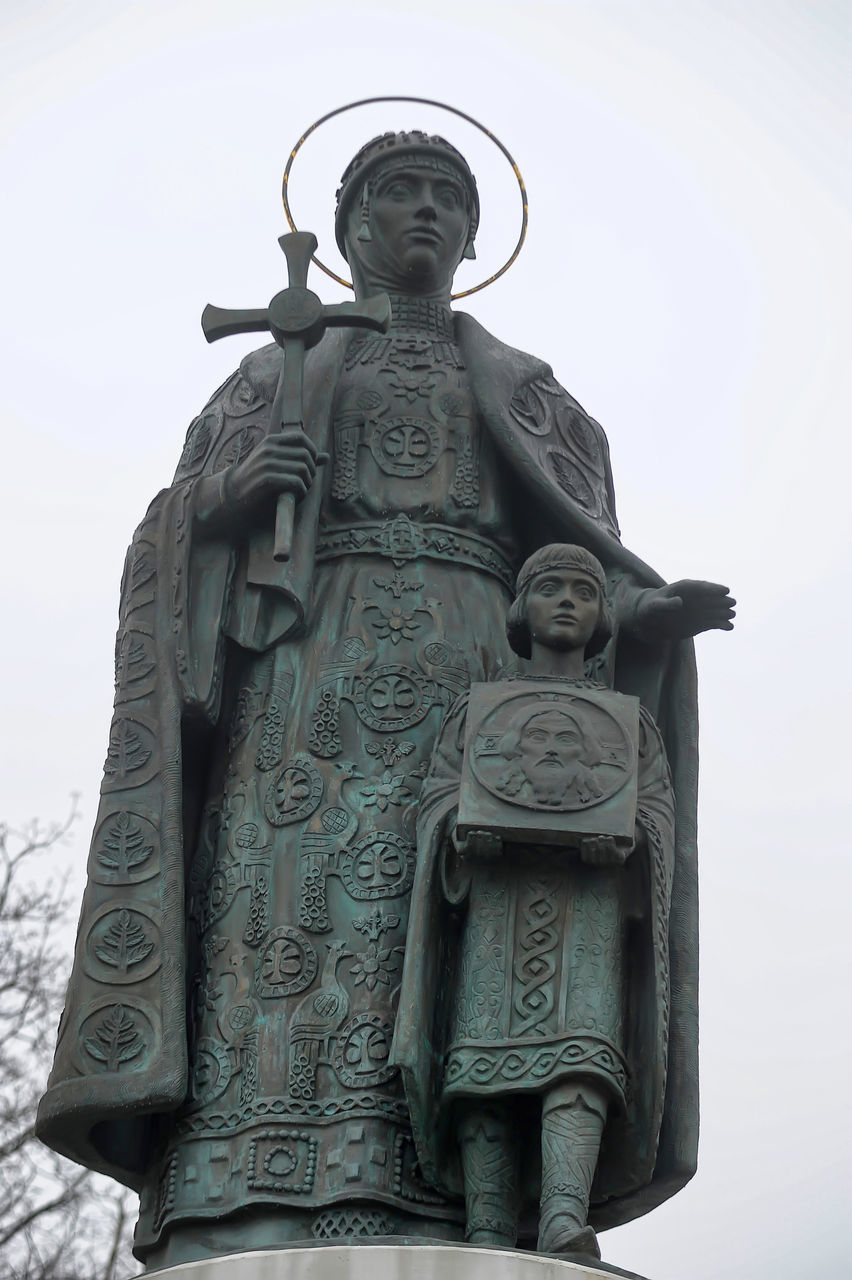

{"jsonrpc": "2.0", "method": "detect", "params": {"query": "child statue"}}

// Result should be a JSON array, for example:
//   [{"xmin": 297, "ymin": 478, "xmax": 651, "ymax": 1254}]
[{"xmin": 392, "ymin": 544, "xmax": 679, "ymax": 1262}]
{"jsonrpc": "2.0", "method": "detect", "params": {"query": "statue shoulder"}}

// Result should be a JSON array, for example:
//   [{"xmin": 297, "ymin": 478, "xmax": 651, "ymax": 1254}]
[
  {"xmin": 454, "ymin": 310, "xmax": 612, "ymax": 453},
  {"xmin": 170, "ymin": 345, "xmax": 278, "ymax": 486},
  {"xmin": 173, "ymin": 330, "xmax": 349, "ymax": 488}
]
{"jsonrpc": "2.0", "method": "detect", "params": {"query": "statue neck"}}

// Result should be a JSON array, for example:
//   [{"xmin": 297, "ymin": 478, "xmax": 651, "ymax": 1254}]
[
  {"xmin": 351, "ymin": 258, "xmax": 454, "ymax": 313},
  {"xmin": 526, "ymin": 645, "xmax": 588, "ymax": 679},
  {"xmin": 385, "ymin": 293, "xmax": 454, "ymax": 338}
]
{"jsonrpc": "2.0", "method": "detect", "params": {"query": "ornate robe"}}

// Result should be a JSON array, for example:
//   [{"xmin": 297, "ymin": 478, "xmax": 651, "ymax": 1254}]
[
  {"xmin": 392, "ymin": 686, "xmax": 677, "ymax": 1240},
  {"xmin": 37, "ymin": 304, "xmax": 699, "ymax": 1257}
]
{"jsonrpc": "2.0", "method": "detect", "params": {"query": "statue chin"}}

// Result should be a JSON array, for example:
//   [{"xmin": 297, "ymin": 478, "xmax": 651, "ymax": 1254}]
[
  {"xmin": 401, "ymin": 246, "xmax": 444, "ymax": 283},
  {"xmin": 349, "ymin": 236, "xmax": 457, "ymax": 299}
]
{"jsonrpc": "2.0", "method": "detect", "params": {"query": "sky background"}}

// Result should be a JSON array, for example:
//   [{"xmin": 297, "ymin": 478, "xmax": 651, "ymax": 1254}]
[{"xmin": 1, "ymin": 2, "xmax": 850, "ymax": 1277}]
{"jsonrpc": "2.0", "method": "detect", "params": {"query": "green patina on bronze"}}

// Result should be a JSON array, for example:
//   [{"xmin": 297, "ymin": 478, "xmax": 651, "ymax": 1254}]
[
  {"xmin": 36, "ymin": 129, "xmax": 734, "ymax": 1268},
  {"xmin": 394, "ymin": 546, "xmax": 677, "ymax": 1262}
]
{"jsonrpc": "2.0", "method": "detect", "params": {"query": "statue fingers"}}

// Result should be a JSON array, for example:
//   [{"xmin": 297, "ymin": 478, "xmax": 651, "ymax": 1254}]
[
  {"xmin": 276, "ymin": 427, "xmax": 319, "ymax": 461},
  {"xmin": 275, "ymin": 427, "xmax": 318, "ymax": 453},
  {"xmin": 265, "ymin": 441, "xmax": 319, "ymax": 474},
  {"xmin": 265, "ymin": 455, "xmax": 318, "ymax": 489},
  {"xmin": 467, "ymin": 830, "xmax": 502, "ymax": 859},
  {"xmin": 669, "ymin": 579, "xmax": 731, "ymax": 597},
  {"xmin": 691, "ymin": 599, "xmax": 737, "ymax": 633},
  {"xmin": 580, "ymin": 835, "xmax": 628, "ymax": 866}
]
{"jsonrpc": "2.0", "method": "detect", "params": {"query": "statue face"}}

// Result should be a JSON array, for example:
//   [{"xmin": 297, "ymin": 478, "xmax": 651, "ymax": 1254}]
[
  {"xmin": 517, "ymin": 710, "xmax": 584, "ymax": 803},
  {"xmin": 364, "ymin": 166, "xmax": 471, "ymax": 290},
  {"xmin": 525, "ymin": 569, "xmax": 601, "ymax": 653}
]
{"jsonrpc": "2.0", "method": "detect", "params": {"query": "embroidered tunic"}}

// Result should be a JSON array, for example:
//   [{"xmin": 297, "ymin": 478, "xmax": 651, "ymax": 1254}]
[
  {"xmin": 39, "ymin": 299, "xmax": 700, "ymax": 1254},
  {"xmin": 137, "ymin": 297, "xmax": 520, "ymax": 1251}
]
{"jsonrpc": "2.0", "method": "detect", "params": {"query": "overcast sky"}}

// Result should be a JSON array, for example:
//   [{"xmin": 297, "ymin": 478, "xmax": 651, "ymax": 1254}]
[{"xmin": 1, "ymin": 3, "xmax": 850, "ymax": 1278}]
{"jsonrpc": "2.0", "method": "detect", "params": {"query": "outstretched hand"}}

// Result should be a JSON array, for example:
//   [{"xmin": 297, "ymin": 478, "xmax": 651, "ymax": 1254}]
[{"xmin": 635, "ymin": 580, "xmax": 735, "ymax": 642}]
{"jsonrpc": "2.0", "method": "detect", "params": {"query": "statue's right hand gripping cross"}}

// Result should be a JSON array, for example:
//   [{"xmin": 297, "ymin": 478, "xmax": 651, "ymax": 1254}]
[{"xmin": 202, "ymin": 231, "xmax": 391, "ymax": 561}]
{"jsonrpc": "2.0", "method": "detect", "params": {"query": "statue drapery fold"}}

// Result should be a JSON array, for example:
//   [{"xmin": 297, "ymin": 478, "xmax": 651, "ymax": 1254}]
[{"xmin": 37, "ymin": 317, "xmax": 698, "ymax": 1226}]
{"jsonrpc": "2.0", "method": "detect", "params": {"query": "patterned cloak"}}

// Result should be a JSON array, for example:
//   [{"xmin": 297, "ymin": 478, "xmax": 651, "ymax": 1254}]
[{"xmin": 36, "ymin": 316, "xmax": 698, "ymax": 1232}]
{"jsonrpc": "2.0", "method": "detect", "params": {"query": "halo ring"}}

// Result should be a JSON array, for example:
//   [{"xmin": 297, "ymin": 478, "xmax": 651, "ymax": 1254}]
[{"xmin": 282, "ymin": 96, "xmax": 528, "ymax": 301}]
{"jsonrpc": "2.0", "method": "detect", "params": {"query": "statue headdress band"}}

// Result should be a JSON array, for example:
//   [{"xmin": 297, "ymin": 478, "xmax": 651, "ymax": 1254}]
[
  {"xmin": 515, "ymin": 544, "xmax": 608, "ymax": 596},
  {"xmin": 281, "ymin": 96, "xmax": 528, "ymax": 301},
  {"xmin": 334, "ymin": 131, "xmax": 481, "ymax": 257}
]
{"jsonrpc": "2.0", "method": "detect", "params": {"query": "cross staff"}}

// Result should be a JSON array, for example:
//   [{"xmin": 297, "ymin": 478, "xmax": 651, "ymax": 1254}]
[{"xmin": 202, "ymin": 230, "xmax": 391, "ymax": 561}]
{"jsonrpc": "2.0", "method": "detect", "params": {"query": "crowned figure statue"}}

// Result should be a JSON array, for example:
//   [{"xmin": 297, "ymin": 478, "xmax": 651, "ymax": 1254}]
[{"xmin": 37, "ymin": 123, "xmax": 734, "ymax": 1270}]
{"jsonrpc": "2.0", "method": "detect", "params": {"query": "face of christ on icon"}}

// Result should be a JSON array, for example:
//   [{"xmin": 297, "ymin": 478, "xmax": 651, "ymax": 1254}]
[{"xmin": 494, "ymin": 706, "xmax": 606, "ymax": 808}]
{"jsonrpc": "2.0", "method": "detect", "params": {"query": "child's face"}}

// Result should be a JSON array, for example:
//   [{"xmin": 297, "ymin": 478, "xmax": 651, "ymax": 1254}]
[{"xmin": 525, "ymin": 569, "xmax": 600, "ymax": 653}]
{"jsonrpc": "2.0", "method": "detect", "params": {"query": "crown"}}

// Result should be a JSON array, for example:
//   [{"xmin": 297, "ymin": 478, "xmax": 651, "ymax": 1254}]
[
  {"xmin": 334, "ymin": 130, "xmax": 480, "ymax": 256},
  {"xmin": 515, "ymin": 545, "xmax": 608, "ymax": 596}
]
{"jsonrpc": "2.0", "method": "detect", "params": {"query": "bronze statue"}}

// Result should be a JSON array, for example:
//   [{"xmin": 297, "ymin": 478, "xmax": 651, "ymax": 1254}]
[
  {"xmin": 393, "ymin": 544, "xmax": 676, "ymax": 1262},
  {"xmin": 37, "ymin": 127, "xmax": 733, "ymax": 1268}
]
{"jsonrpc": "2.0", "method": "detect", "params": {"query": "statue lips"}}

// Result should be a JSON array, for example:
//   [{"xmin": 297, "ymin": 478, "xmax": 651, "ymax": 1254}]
[
  {"xmin": 547, "ymin": 611, "xmax": 580, "ymax": 634},
  {"xmin": 406, "ymin": 226, "xmax": 443, "ymax": 245}
]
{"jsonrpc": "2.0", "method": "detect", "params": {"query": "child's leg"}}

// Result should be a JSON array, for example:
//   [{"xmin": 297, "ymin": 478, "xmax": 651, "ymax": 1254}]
[
  {"xmin": 457, "ymin": 1101, "xmax": 519, "ymax": 1246},
  {"xmin": 537, "ymin": 1082, "xmax": 607, "ymax": 1254}
]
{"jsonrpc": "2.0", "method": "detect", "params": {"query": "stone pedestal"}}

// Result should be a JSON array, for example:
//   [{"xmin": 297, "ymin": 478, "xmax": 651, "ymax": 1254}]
[{"xmin": 145, "ymin": 1243, "xmax": 648, "ymax": 1280}]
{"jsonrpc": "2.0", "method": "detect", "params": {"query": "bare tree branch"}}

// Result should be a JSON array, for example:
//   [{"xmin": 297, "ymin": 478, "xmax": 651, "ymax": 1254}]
[{"xmin": 0, "ymin": 807, "xmax": 141, "ymax": 1280}]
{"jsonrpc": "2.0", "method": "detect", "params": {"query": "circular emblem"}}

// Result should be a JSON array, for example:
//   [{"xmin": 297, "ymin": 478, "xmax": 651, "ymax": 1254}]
[
  {"xmin": 256, "ymin": 926, "xmax": 318, "ymax": 998},
  {"xmin": 268, "ymin": 286, "xmax": 323, "ymax": 338},
  {"xmin": 264, "ymin": 756, "xmax": 323, "ymax": 826},
  {"xmin": 367, "ymin": 417, "xmax": 441, "ymax": 478},
  {"xmin": 548, "ymin": 451, "xmax": 597, "ymax": 511},
  {"xmin": 235, "ymin": 822, "xmax": 260, "ymax": 849},
  {"xmin": 438, "ymin": 391, "xmax": 467, "ymax": 417},
  {"xmin": 76, "ymin": 997, "xmax": 155, "ymax": 1075},
  {"xmin": 356, "ymin": 388, "xmax": 384, "ymax": 413},
  {"xmin": 555, "ymin": 404, "xmax": 600, "ymax": 461},
  {"xmin": 188, "ymin": 1038, "xmax": 233, "ymax": 1109},
  {"xmin": 84, "ymin": 903, "xmax": 162, "ymax": 985},
  {"xmin": 354, "ymin": 665, "xmax": 433, "ymax": 733},
  {"xmin": 342, "ymin": 635, "xmax": 367, "ymax": 661},
  {"xmin": 214, "ymin": 424, "xmax": 263, "ymax": 470},
  {"xmin": 91, "ymin": 809, "xmax": 159, "ymax": 885},
  {"xmin": 340, "ymin": 832, "xmax": 415, "ymax": 900},
  {"xmin": 423, "ymin": 640, "xmax": 451, "ymax": 666},
  {"xmin": 470, "ymin": 689, "xmax": 634, "ymax": 812},
  {"xmin": 203, "ymin": 866, "xmax": 237, "ymax": 930},
  {"xmin": 333, "ymin": 1013, "xmax": 396, "ymax": 1087},
  {"xmin": 321, "ymin": 807, "xmax": 349, "ymax": 835},
  {"xmin": 223, "ymin": 377, "xmax": 263, "ymax": 418},
  {"xmin": 227, "ymin": 1004, "xmax": 254, "ymax": 1035}
]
